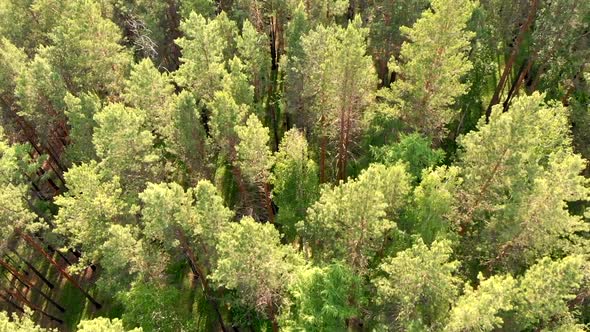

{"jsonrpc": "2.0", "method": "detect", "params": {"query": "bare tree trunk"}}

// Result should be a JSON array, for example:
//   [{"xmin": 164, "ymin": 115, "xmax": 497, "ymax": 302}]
[
  {"xmin": 0, "ymin": 267, "xmax": 65, "ymax": 313},
  {"xmin": 16, "ymin": 229, "xmax": 102, "ymax": 309},
  {"xmin": 0, "ymin": 291, "xmax": 25, "ymax": 312},
  {"xmin": 1, "ymin": 286, "xmax": 63, "ymax": 323},
  {"xmin": 485, "ymin": 0, "xmax": 539, "ymax": 121},
  {"xmin": 502, "ymin": 57, "xmax": 534, "ymax": 112},
  {"xmin": 175, "ymin": 229, "xmax": 228, "ymax": 332},
  {"xmin": 10, "ymin": 249, "xmax": 55, "ymax": 289}
]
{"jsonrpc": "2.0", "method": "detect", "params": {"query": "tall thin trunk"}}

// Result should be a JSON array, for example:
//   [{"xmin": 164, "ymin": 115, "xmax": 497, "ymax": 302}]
[
  {"xmin": 10, "ymin": 249, "xmax": 55, "ymax": 289},
  {"xmin": 485, "ymin": 0, "xmax": 539, "ymax": 121},
  {"xmin": 175, "ymin": 229, "xmax": 228, "ymax": 332},
  {"xmin": 0, "ymin": 291, "xmax": 25, "ymax": 312},
  {"xmin": 502, "ymin": 57, "xmax": 534, "ymax": 112},
  {"xmin": 16, "ymin": 229, "xmax": 102, "ymax": 309},
  {"xmin": 319, "ymin": 116, "xmax": 327, "ymax": 183},
  {"xmin": 263, "ymin": 182, "xmax": 275, "ymax": 223},
  {"xmin": 1, "ymin": 286, "xmax": 63, "ymax": 323},
  {"xmin": 1, "ymin": 268, "xmax": 65, "ymax": 313}
]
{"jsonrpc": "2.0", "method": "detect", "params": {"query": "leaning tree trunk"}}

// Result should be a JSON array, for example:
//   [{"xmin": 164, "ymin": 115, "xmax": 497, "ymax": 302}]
[
  {"xmin": 15, "ymin": 229, "xmax": 102, "ymax": 309},
  {"xmin": 175, "ymin": 228, "xmax": 228, "ymax": 332},
  {"xmin": 485, "ymin": 0, "xmax": 539, "ymax": 121}
]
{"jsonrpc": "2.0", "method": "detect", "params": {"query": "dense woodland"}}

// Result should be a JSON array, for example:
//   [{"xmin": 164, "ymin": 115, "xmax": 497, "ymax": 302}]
[{"xmin": 0, "ymin": 0, "xmax": 589, "ymax": 331}]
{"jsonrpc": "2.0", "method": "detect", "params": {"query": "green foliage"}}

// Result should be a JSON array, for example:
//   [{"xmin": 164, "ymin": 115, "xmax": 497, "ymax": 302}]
[
  {"xmin": 211, "ymin": 216, "xmax": 303, "ymax": 318},
  {"xmin": 77, "ymin": 317, "xmax": 141, "ymax": 332},
  {"xmin": 1, "ymin": 2, "xmax": 590, "ymax": 331},
  {"xmin": 513, "ymin": 255, "xmax": 587, "ymax": 329},
  {"xmin": 0, "ymin": 309, "xmax": 54, "ymax": 331},
  {"xmin": 374, "ymin": 239, "xmax": 460, "ymax": 330},
  {"xmin": 237, "ymin": 20, "xmax": 271, "ymax": 101},
  {"xmin": 165, "ymin": 91, "xmax": 209, "ymax": 180},
  {"xmin": 235, "ymin": 114, "xmax": 274, "ymax": 184},
  {"xmin": 280, "ymin": 262, "xmax": 363, "ymax": 331},
  {"xmin": 45, "ymin": 0, "xmax": 131, "ymax": 95},
  {"xmin": 139, "ymin": 180, "xmax": 232, "ymax": 268},
  {"xmin": 123, "ymin": 58, "xmax": 174, "ymax": 135},
  {"xmin": 445, "ymin": 274, "xmax": 516, "ymax": 332},
  {"xmin": 271, "ymin": 128, "xmax": 319, "ymax": 240},
  {"xmin": 120, "ymin": 282, "xmax": 190, "ymax": 332},
  {"xmin": 64, "ymin": 92, "xmax": 100, "ymax": 164},
  {"xmin": 367, "ymin": 0, "xmax": 429, "ymax": 85},
  {"xmin": 175, "ymin": 12, "xmax": 237, "ymax": 102},
  {"xmin": 405, "ymin": 166, "xmax": 461, "ymax": 244},
  {"xmin": 457, "ymin": 93, "xmax": 589, "ymax": 272},
  {"xmin": 299, "ymin": 17, "xmax": 377, "ymax": 179},
  {"xmin": 93, "ymin": 103, "xmax": 160, "ymax": 193},
  {"xmin": 300, "ymin": 163, "xmax": 410, "ymax": 272},
  {"xmin": 372, "ymin": 133, "xmax": 444, "ymax": 181},
  {"xmin": 15, "ymin": 54, "xmax": 67, "ymax": 145},
  {"xmin": 381, "ymin": 0, "xmax": 476, "ymax": 141},
  {"xmin": 0, "ymin": 37, "xmax": 26, "ymax": 99},
  {"xmin": 0, "ymin": 131, "xmax": 40, "ymax": 240},
  {"xmin": 54, "ymin": 161, "xmax": 128, "ymax": 269}
]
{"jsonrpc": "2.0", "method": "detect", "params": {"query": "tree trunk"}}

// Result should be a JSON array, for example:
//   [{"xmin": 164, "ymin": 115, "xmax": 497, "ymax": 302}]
[
  {"xmin": 0, "ymin": 291, "xmax": 25, "ymax": 312},
  {"xmin": 485, "ymin": 0, "xmax": 539, "ymax": 121},
  {"xmin": 319, "ymin": 131, "xmax": 327, "ymax": 183},
  {"xmin": 263, "ymin": 182, "xmax": 275, "ymax": 223},
  {"xmin": 16, "ymin": 229, "xmax": 102, "ymax": 309},
  {"xmin": 502, "ymin": 57, "xmax": 534, "ymax": 112},
  {"xmin": 175, "ymin": 229, "xmax": 228, "ymax": 332},
  {"xmin": 0, "ymin": 267, "xmax": 65, "ymax": 313},
  {"xmin": 10, "ymin": 249, "xmax": 55, "ymax": 289},
  {"xmin": 1, "ymin": 286, "xmax": 63, "ymax": 323}
]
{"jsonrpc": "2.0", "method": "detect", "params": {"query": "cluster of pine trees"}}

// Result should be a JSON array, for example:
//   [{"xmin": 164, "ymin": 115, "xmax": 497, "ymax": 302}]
[{"xmin": 0, "ymin": 0, "xmax": 589, "ymax": 330}]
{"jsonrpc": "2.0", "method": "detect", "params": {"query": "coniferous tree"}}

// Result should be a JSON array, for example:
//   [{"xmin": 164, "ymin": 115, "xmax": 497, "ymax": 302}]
[
  {"xmin": 381, "ymin": 0, "xmax": 476, "ymax": 142},
  {"xmin": 271, "ymin": 128, "xmax": 319, "ymax": 240},
  {"xmin": 456, "ymin": 93, "xmax": 589, "ymax": 273}
]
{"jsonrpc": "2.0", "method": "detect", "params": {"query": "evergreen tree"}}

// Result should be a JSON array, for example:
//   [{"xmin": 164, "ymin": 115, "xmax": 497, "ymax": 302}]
[
  {"xmin": 45, "ymin": 0, "xmax": 131, "ymax": 95},
  {"xmin": 93, "ymin": 103, "xmax": 160, "ymax": 193},
  {"xmin": 280, "ymin": 262, "xmax": 363, "ymax": 331},
  {"xmin": 271, "ymin": 128, "xmax": 319, "ymax": 240},
  {"xmin": 373, "ymin": 239, "xmax": 460, "ymax": 330},
  {"xmin": 456, "ymin": 93, "xmax": 589, "ymax": 272},
  {"xmin": 54, "ymin": 161, "xmax": 128, "ymax": 271},
  {"xmin": 63, "ymin": 92, "xmax": 100, "ymax": 164},
  {"xmin": 300, "ymin": 163, "xmax": 410, "ymax": 273},
  {"xmin": 381, "ymin": 0, "xmax": 476, "ymax": 142},
  {"xmin": 237, "ymin": 20, "xmax": 271, "ymax": 101},
  {"xmin": 175, "ymin": 12, "xmax": 236, "ymax": 102},
  {"xmin": 445, "ymin": 274, "xmax": 516, "ymax": 332},
  {"xmin": 211, "ymin": 216, "xmax": 303, "ymax": 330},
  {"xmin": 300, "ymin": 18, "xmax": 377, "ymax": 181}
]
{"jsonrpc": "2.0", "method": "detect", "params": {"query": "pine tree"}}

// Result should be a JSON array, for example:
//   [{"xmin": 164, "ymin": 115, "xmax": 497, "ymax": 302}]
[
  {"xmin": 175, "ymin": 12, "xmax": 236, "ymax": 103},
  {"xmin": 300, "ymin": 18, "xmax": 377, "ymax": 181},
  {"xmin": 123, "ymin": 58, "xmax": 175, "ymax": 136},
  {"xmin": 271, "ymin": 128, "xmax": 319, "ymax": 240},
  {"xmin": 366, "ymin": 0, "xmax": 429, "ymax": 86},
  {"xmin": 45, "ymin": 0, "xmax": 131, "ymax": 95},
  {"xmin": 54, "ymin": 161, "xmax": 128, "ymax": 270},
  {"xmin": 237, "ymin": 20, "xmax": 271, "ymax": 101},
  {"xmin": 77, "ymin": 316, "xmax": 142, "ymax": 332},
  {"xmin": 63, "ymin": 92, "xmax": 100, "ymax": 164},
  {"xmin": 92, "ymin": 103, "xmax": 160, "ymax": 193},
  {"xmin": 300, "ymin": 163, "xmax": 410, "ymax": 273},
  {"xmin": 456, "ymin": 93, "xmax": 589, "ymax": 272},
  {"xmin": 381, "ymin": 0, "xmax": 476, "ymax": 142},
  {"xmin": 445, "ymin": 274, "xmax": 516, "ymax": 332},
  {"xmin": 280, "ymin": 262, "xmax": 363, "ymax": 330},
  {"xmin": 210, "ymin": 216, "xmax": 303, "ymax": 331},
  {"xmin": 373, "ymin": 239, "xmax": 460, "ymax": 330}
]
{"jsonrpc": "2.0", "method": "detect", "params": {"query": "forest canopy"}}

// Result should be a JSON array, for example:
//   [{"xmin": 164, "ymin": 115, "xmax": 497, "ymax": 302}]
[{"xmin": 0, "ymin": 0, "xmax": 589, "ymax": 331}]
